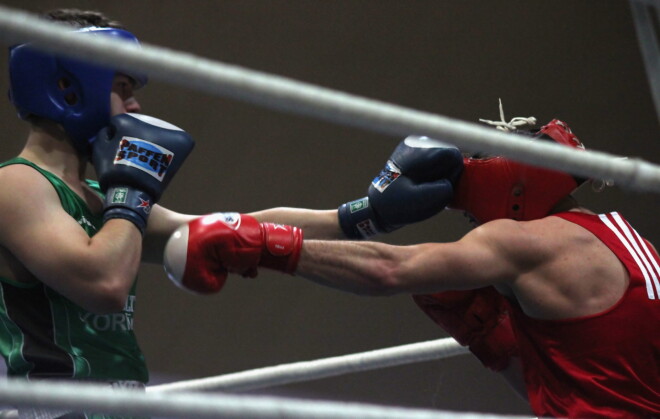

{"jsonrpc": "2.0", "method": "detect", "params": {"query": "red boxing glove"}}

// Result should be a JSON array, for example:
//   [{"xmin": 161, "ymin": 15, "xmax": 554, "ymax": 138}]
[
  {"xmin": 412, "ymin": 286, "xmax": 519, "ymax": 371},
  {"xmin": 163, "ymin": 213, "xmax": 303, "ymax": 294}
]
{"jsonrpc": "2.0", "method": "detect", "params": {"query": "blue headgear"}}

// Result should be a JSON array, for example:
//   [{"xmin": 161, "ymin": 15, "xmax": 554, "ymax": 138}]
[{"xmin": 8, "ymin": 27, "xmax": 148, "ymax": 155}]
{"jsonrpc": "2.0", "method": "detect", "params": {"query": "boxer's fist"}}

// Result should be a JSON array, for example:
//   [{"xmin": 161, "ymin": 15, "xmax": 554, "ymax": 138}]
[
  {"xmin": 338, "ymin": 136, "xmax": 463, "ymax": 239},
  {"xmin": 412, "ymin": 287, "xmax": 519, "ymax": 371},
  {"xmin": 92, "ymin": 113, "xmax": 195, "ymax": 234},
  {"xmin": 163, "ymin": 213, "xmax": 303, "ymax": 294}
]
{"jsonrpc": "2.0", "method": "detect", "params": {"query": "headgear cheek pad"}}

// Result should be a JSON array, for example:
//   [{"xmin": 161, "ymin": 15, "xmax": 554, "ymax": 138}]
[
  {"xmin": 448, "ymin": 119, "xmax": 586, "ymax": 224},
  {"xmin": 8, "ymin": 27, "xmax": 147, "ymax": 156}
]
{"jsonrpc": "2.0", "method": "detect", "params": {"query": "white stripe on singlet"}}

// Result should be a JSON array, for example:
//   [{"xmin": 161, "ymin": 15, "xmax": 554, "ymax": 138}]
[{"xmin": 599, "ymin": 212, "xmax": 660, "ymax": 299}]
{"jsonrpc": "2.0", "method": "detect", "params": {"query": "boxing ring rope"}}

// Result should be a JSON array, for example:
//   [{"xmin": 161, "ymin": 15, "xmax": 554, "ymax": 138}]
[
  {"xmin": 0, "ymin": 5, "xmax": 659, "ymax": 194},
  {"xmin": 0, "ymin": 378, "xmax": 532, "ymax": 419},
  {"xmin": 148, "ymin": 337, "xmax": 468, "ymax": 393},
  {"xmin": 0, "ymin": 338, "xmax": 470, "ymax": 416}
]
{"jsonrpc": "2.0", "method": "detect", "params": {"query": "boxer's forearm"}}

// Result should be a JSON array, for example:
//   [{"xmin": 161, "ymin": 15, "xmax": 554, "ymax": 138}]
[
  {"xmin": 249, "ymin": 207, "xmax": 344, "ymax": 240},
  {"xmin": 295, "ymin": 240, "xmax": 407, "ymax": 295}
]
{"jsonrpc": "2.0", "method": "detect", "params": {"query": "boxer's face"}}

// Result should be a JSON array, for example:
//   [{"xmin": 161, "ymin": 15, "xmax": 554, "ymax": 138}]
[{"xmin": 110, "ymin": 74, "xmax": 141, "ymax": 116}]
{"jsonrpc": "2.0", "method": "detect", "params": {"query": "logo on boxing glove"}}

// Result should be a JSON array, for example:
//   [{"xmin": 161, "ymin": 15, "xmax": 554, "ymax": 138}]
[
  {"xmin": 200, "ymin": 212, "xmax": 242, "ymax": 229},
  {"xmin": 371, "ymin": 160, "xmax": 402, "ymax": 193},
  {"xmin": 114, "ymin": 137, "xmax": 174, "ymax": 181},
  {"xmin": 356, "ymin": 219, "xmax": 378, "ymax": 237},
  {"xmin": 137, "ymin": 198, "xmax": 152, "ymax": 214},
  {"xmin": 110, "ymin": 187, "xmax": 152, "ymax": 215}
]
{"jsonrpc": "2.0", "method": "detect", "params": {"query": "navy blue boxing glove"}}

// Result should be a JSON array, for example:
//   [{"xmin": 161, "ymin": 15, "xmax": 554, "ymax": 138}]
[
  {"xmin": 92, "ymin": 113, "xmax": 195, "ymax": 235},
  {"xmin": 338, "ymin": 136, "xmax": 463, "ymax": 239}
]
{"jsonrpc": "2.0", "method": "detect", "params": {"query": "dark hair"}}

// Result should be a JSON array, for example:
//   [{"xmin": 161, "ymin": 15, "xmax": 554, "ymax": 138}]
[{"xmin": 43, "ymin": 8, "xmax": 124, "ymax": 29}]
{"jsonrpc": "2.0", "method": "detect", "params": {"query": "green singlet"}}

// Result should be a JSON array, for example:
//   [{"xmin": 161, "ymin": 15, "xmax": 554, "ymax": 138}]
[{"xmin": 0, "ymin": 157, "xmax": 148, "ymax": 385}]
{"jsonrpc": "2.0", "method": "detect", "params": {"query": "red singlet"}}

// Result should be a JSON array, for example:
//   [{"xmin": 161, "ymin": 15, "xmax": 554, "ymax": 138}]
[{"xmin": 510, "ymin": 211, "xmax": 660, "ymax": 418}]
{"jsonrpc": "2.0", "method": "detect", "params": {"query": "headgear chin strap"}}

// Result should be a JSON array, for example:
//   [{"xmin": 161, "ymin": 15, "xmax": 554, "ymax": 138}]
[
  {"xmin": 8, "ymin": 27, "xmax": 148, "ymax": 156},
  {"xmin": 449, "ymin": 119, "xmax": 586, "ymax": 224}
]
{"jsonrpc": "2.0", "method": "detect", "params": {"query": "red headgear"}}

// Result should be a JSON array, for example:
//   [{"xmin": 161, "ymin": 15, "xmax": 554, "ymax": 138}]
[{"xmin": 449, "ymin": 119, "xmax": 585, "ymax": 224}]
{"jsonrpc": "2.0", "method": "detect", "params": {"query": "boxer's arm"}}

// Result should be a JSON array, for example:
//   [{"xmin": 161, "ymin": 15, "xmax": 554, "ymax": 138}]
[
  {"xmin": 142, "ymin": 205, "xmax": 198, "ymax": 264},
  {"xmin": 248, "ymin": 208, "xmax": 343, "ymax": 239},
  {"xmin": 0, "ymin": 165, "xmax": 142, "ymax": 314},
  {"xmin": 296, "ymin": 219, "xmax": 544, "ymax": 295},
  {"xmin": 162, "ymin": 214, "xmax": 544, "ymax": 294},
  {"xmin": 0, "ymin": 114, "xmax": 193, "ymax": 313},
  {"xmin": 148, "ymin": 135, "xmax": 462, "ymax": 263},
  {"xmin": 143, "ymin": 206, "xmax": 340, "ymax": 265}
]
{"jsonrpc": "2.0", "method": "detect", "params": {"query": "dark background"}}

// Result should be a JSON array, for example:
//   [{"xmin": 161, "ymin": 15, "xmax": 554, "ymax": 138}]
[{"xmin": 0, "ymin": 1, "xmax": 658, "ymax": 416}]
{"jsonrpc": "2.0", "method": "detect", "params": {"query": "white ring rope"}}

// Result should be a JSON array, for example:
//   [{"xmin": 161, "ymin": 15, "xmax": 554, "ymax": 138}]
[
  {"xmin": 0, "ymin": 5, "xmax": 659, "ymax": 193},
  {"xmin": 148, "ymin": 337, "xmax": 468, "ymax": 393},
  {"xmin": 0, "ymin": 379, "xmax": 530, "ymax": 419}
]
